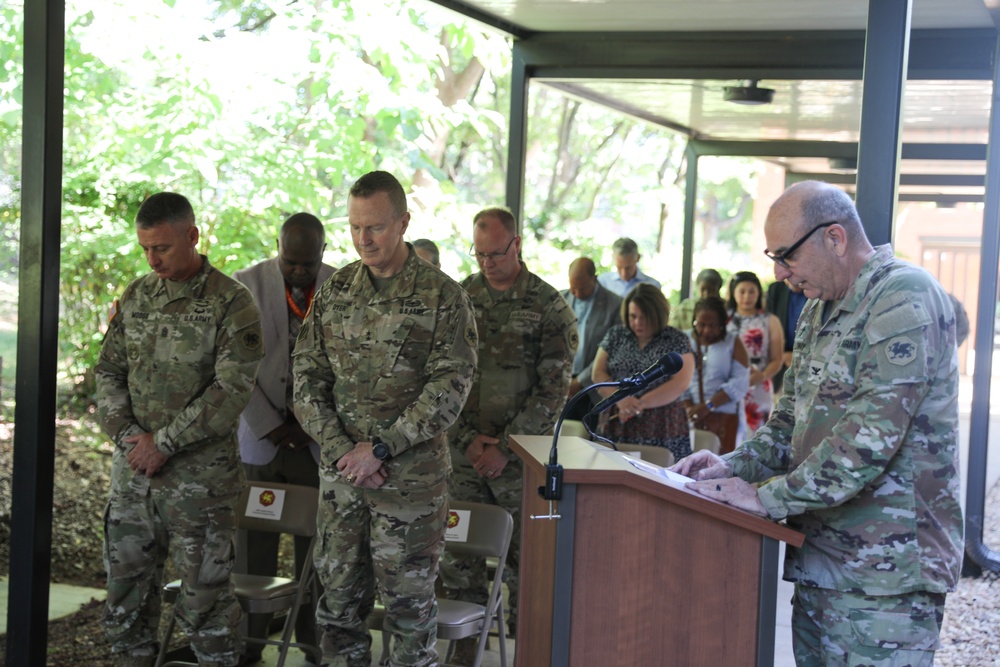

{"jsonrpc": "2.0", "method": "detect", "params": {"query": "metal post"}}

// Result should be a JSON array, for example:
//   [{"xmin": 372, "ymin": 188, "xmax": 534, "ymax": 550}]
[
  {"xmin": 506, "ymin": 42, "xmax": 529, "ymax": 226},
  {"xmin": 962, "ymin": 34, "xmax": 1000, "ymax": 576},
  {"xmin": 854, "ymin": 0, "xmax": 911, "ymax": 245},
  {"xmin": 5, "ymin": 0, "xmax": 64, "ymax": 663},
  {"xmin": 681, "ymin": 142, "xmax": 698, "ymax": 301}
]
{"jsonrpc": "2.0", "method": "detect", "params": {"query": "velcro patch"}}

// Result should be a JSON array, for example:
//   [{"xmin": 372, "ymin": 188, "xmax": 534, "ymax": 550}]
[
  {"xmin": 241, "ymin": 329, "xmax": 262, "ymax": 351},
  {"xmin": 885, "ymin": 335, "xmax": 917, "ymax": 366}
]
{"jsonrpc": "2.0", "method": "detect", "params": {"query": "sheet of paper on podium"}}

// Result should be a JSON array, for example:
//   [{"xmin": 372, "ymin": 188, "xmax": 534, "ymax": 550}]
[{"xmin": 596, "ymin": 448, "xmax": 693, "ymax": 488}]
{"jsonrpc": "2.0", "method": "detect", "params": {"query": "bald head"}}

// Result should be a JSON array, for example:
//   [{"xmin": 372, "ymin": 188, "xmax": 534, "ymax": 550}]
[
  {"xmin": 568, "ymin": 257, "xmax": 598, "ymax": 300},
  {"xmin": 768, "ymin": 181, "xmax": 866, "ymax": 246},
  {"xmin": 764, "ymin": 181, "xmax": 875, "ymax": 301},
  {"xmin": 278, "ymin": 212, "xmax": 326, "ymax": 288}
]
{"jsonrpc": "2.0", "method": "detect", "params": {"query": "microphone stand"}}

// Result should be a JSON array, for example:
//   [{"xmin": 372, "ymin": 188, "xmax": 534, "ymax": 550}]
[{"xmin": 541, "ymin": 380, "xmax": 631, "ymax": 503}]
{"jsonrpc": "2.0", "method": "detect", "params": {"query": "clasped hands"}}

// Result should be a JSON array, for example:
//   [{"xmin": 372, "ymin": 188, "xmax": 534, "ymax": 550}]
[
  {"xmin": 685, "ymin": 402, "xmax": 711, "ymax": 423},
  {"xmin": 615, "ymin": 396, "xmax": 643, "ymax": 424},
  {"xmin": 336, "ymin": 441, "xmax": 389, "ymax": 489},
  {"xmin": 669, "ymin": 450, "xmax": 768, "ymax": 518},
  {"xmin": 465, "ymin": 434, "xmax": 507, "ymax": 480},
  {"xmin": 125, "ymin": 432, "xmax": 168, "ymax": 478},
  {"xmin": 268, "ymin": 419, "xmax": 311, "ymax": 450}
]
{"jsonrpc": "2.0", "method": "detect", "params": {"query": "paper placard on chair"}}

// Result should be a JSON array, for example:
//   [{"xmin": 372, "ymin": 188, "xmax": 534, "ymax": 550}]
[
  {"xmin": 245, "ymin": 487, "xmax": 286, "ymax": 520},
  {"xmin": 445, "ymin": 508, "xmax": 471, "ymax": 542}
]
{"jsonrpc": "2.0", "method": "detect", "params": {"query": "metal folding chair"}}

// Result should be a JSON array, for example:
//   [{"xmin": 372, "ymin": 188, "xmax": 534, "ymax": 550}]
[
  {"xmin": 155, "ymin": 482, "xmax": 321, "ymax": 667},
  {"xmin": 373, "ymin": 500, "xmax": 514, "ymax": 667}
]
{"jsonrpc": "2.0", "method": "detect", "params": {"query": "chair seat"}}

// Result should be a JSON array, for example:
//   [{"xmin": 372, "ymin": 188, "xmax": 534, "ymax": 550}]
[
  {"xmin": 437, "ymin": 599, "xmax": 487, "ymax": 627},
  {"xmin": 163, "ymin": 574, "xmax": 300, "ymax": 603},
  {"xmin": 232, "ymin": 574, "xmax": 300, "ymax": 601}
]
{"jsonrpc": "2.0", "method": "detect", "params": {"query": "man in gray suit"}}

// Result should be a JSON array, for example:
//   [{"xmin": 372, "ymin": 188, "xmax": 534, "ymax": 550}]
[
  {"xmin": 563, "ymin": 257, "xmax": 623, "ymax": 419},
  {"xmin": 233, "ymin": 213, "xmax": 334, "ymax": 663}
]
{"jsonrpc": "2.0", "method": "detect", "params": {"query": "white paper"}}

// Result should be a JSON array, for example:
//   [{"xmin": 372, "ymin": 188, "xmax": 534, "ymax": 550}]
[
  {"xmin": 621, "ymin": 453, "xmax": 694, "ymax": 485},
  {"xmin": 445, "ymin": 508, "xmax": 471, "ymax": 542},
  {"xmin": 245, "ymin": 486, "xmax": 287, "ymax": 520}
]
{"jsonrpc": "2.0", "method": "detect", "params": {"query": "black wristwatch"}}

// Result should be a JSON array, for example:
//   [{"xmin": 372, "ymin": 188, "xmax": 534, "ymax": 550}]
[{"xmin": 372, "ymin": 437, "xmax": 392, "ymax": 461}]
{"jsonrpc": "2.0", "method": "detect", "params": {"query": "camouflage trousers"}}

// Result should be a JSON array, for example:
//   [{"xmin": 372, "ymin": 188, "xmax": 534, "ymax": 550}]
[
  {"xmin": 791, "ymin": 584, "xmax": 945, "ymax": 667},
  {"xmin": 314, "ymin": 477, "xmax": 448, "ymax": 667},
  {"xmin": 439, "ymin": 453, "xmax": 522, "ymax": 630},
  {"xmin": 102, "ymin": 481, "xmax": 242, "ymax": 666}
]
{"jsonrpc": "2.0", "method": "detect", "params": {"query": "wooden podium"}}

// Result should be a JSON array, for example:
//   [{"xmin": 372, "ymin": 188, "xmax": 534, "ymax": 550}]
[{"xmin": 510, "ymin": 435, "xmax": 804, "ymax": 667}]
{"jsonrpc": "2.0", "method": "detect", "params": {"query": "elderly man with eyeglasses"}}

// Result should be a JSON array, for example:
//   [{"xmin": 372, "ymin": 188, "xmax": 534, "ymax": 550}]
[
  {"xmin": 673, "ymin": 180, "xmax": 963, "ymax": 667},
  {"xmin": 438, "ymin": 206, "xmax": 577, "ymax": 664}
]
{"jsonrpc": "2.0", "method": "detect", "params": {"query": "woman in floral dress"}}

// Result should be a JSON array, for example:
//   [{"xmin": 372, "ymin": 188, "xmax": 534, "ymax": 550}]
[
  {"xmin": 726, "ymin": 271, "xmax": 784, "ymax": 437},
  {"xmin": 592, "ymin": 284, "xmax": 695, "ymax": 460}
]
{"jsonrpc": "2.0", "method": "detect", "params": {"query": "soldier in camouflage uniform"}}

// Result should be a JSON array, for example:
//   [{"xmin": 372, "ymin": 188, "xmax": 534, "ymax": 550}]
[
  {"xmin": 95, "ymin": 193, "xmax": 264, "ymax": 667},
  {"xmin": 439, "ymin": 207, "xmax": 577, "ymax": 660},
  {"xmin": 292, "ymin": 171, "xmax": 477, "ymax": 667},
  {"xmin": 675, "ymin": 181, "xmax": 963, "ymax": 667}
]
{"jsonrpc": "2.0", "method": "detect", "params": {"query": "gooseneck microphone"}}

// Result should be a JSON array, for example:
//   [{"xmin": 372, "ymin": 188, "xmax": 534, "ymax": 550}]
[{"xmin": 541, "ymin": 351, "xmax": 685, "ymax": 501}]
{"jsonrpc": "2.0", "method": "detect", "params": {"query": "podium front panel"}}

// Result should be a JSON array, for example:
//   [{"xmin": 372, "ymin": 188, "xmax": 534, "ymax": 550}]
[{"xmin": 513, "ymin": 435, "xmax": 799, "ymax": 667}]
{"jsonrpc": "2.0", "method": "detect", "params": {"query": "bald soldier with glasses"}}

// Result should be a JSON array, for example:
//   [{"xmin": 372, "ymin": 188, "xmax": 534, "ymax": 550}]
[{"xmin": 673, "ymin": 181, "xmax": 963, "ymax": 667}]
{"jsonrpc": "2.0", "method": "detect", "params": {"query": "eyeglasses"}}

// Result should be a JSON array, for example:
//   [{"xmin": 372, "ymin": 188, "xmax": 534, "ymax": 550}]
[
  {"xmin": 469, "ymin": 236, "xmax": 518, "ymax": 261},
  {"xmin": 763, "ymin": 221, "xmax": 837, "ymax": 268}
]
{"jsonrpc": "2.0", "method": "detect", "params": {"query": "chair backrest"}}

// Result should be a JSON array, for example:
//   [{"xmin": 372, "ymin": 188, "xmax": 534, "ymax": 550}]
[
  {"xmin": 444, "ymin": 501, "xmax": 513, "ymax": 561},
  {"xmin": 238, "ymin": 482, "xmax": 319, "ymax": 538},
  {"xmin": 692, "ymin": 429, "xmax": 721, "ymax": 455},
  {"xmin": 616, "ymin": 443, "xmax": 675, "ymax": 468},
  {"xmin": 559, "ymin": 419, "xmax": 590, "ymax": 438}
]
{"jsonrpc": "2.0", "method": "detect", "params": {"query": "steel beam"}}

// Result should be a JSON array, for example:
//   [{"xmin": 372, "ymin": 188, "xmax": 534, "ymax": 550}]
[
  {"xmin": 515, "ymin": 28, "xmax": 994, "ymax": 81},
  {"xmin": 423, "ymin": 0, "xmax": 533, "ymax": 39},
  {"xmin": 507, "ymin": 42, "xmax": 529, "ymax": 226},
  {"xmin": 962, "ymin": 32, "xmax": 1000, "ymax": 575},
  {"xmin": 854, "ymin": 0, "xmax": 910, "ymax": 245},
  {"xmin": 6, "ymin": 0, "xmax": 64, "ymax": 663}
]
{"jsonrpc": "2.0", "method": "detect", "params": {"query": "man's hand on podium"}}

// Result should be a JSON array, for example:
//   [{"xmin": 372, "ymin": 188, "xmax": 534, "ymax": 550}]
[
  {"xmin": 686, "ymin": 477, "xmax": 769, "ymax": 518},
  {"xmin": 669, "ymin": 449, "xmax": 731, "ymax": 480}
]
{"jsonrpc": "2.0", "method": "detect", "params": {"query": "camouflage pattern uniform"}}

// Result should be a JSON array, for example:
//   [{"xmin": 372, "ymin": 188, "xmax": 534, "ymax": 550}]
[
  {"xmin": 723, "ymin": 245, "xmax": 963, "ymax": 666},
  {"xmin": 95, "ymin": 256, "xmax": 264, "ymax": 667},
  {"xmin": 440, "ymin": 263, "xmax": 577, "ymax": 631},
  {"xmin": 292, "ymin": 247, "xmax": 477, "ymax": 667}
]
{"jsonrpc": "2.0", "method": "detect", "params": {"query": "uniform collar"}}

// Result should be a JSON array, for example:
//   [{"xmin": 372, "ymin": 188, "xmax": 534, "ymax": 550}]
[
  {"xmin": 347, "ymin": 243, "xmax": 419, "ymax": 302},
  {"xmin": 471, "ymin": 260, "xmax": 530, "ymax": 302},
  {"xmin": 148, "ymin": 254, "xmax": 213, "ymax": 299},
  {"xmin": 825, "ymin": 244, "xmax": 894, "ymax": 319}
]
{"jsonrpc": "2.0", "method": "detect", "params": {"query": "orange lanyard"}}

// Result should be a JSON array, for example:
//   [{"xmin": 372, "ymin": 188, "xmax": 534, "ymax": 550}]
[{"xmin": 285, "ymin": 283, "xmax": 315, "ymax": 320}]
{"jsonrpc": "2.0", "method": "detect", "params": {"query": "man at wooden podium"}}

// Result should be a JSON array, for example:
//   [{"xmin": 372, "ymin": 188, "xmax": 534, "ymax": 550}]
[{"xmin": 674, "ymin": 181, "xmax": 963, "ymax": 667}]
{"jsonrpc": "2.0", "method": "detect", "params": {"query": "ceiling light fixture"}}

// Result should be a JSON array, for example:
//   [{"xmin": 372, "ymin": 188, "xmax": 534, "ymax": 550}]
[{"xmin": 724, "ymin": 80, "xmax": 775, "ymax": 105}]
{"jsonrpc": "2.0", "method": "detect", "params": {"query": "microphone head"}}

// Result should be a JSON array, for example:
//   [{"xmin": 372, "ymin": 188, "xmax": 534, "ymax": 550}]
[{"xmin": 659, "ymin": 351, "xmax": 684, "ymax": 375}]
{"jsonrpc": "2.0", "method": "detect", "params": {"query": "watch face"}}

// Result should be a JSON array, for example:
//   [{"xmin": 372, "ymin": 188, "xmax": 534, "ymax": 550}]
[{"xmin": 373, "ymin": 442, "xmax": 390, "ymax": 460}]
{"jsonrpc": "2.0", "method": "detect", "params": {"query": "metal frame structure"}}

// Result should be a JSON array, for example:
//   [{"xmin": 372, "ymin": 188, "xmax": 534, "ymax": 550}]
[
  {"xmin": 8, "ymin": 0, "xmax": 1000, "ymax": 661},
  {"xmin": 7, "ymin": 0, "xmax": 64, "ymax": 665},
  {"xmin": 430, "ymin": 0, "xmax": 1000, "ymax": 578}
]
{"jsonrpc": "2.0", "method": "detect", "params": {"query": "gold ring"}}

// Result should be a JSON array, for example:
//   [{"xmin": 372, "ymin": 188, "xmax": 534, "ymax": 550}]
[{"xmin": 346, "ymin": 474, "xmax": 356, "ymax": 483}]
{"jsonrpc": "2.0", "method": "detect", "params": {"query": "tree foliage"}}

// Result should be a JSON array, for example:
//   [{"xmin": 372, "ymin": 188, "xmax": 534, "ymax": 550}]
[{"xmin": 1, "ymin": 0, "xmax": 755, "ymax": 401}]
